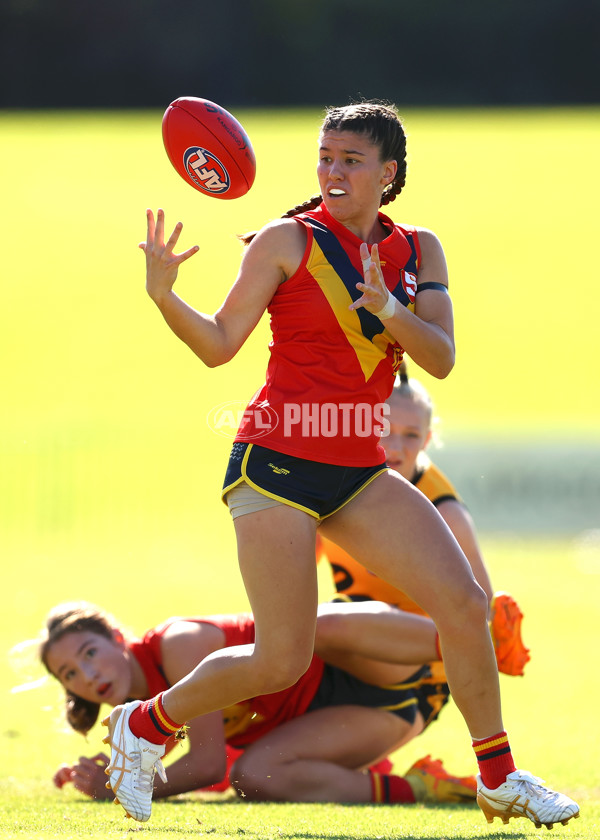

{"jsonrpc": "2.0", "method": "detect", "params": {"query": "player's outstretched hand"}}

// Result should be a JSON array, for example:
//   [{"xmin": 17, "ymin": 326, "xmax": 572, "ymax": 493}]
[
  {"xmin": 53, "ymin": 763, "xmax": 74, "ymax": 789},
  {"xmin": 54, "ymin": 753, "xmax": 112, "ymax": 800},
  {"xmin": 140, "ymin": 208, "xmax": 199, "ymax": 304}
]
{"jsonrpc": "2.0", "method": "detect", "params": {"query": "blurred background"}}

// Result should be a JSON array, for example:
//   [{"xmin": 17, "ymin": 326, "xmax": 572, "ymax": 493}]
[
  {"xmin": 1, "ymin": 0, "xmax": 598, "ymax": 109},
  {"xmin": 1, "ymin": 0, "xmax": 599, "ymax": 785}
]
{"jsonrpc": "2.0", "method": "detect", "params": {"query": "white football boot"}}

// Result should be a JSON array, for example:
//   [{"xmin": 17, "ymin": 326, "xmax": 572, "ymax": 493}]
[
  {"xmin": 102, "ymin": 700, "xmax": 167, "ymax": 822},
  {"xmin": 477, "ymin": 769, "xmax": 580, "ymax": 829}
]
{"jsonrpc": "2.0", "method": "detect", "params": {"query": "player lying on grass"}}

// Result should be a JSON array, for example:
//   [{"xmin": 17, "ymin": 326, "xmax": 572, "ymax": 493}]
[
  {"xmin": 316, "ymin": 362, "xmax": 531, "ymax": 693},
  {"xmin": 42, "ymin": 600, "xmax": 480, "ymax": 807}
]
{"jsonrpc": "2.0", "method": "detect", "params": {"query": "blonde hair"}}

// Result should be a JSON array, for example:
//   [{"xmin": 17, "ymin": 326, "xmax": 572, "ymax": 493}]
[{"xmin": 389, "ymin": 361, "xmax": 440, "ymax": 459}]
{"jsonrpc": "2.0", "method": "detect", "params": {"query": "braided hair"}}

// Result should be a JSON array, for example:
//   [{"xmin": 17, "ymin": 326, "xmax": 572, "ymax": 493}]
[
  {"xmin": 240, "ymin": 100, "xmax": 407, "ymax": 244},
  {"xmin": 40, "ymin": 602, "xmax": 122, "ymax": 734}
]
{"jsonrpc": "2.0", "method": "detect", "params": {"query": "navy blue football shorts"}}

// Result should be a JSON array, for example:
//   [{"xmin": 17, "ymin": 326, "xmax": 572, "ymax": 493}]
[
  {"xmin": 222, "ymin": 442, "xmax": 387, "ymax": 521},
  {"xmin": 308, "ymin": 663, "xmax": 432, "ymax": 724}
]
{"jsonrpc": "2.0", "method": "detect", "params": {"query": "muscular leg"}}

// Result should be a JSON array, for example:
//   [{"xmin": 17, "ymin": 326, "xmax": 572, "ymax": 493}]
[
  {"xmin": 163, "ymin": 504, "xmax": 319, "ymax": 723},
  {"xmin": 315, "ymin": 601, "xmax": 438, "ymax": 683},
  {"xmin": 232, "ymin": 706, "xmax": 423, "ymax": 802},
  {"xmin": 320, "ymin": 470, "xmax": 502, "ymax": 740}
]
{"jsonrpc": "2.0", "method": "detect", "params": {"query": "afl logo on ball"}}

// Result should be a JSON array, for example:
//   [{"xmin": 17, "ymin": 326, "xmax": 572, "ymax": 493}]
[{"xmin": 183, "ymin": 147, "xmax": 230, "ymax": 194}]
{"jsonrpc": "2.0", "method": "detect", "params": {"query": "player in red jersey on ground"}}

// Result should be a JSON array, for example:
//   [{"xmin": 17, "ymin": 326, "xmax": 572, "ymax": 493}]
[{"xmin": 42, "ymin": 601, "xmax": 478, "ymax": 805}]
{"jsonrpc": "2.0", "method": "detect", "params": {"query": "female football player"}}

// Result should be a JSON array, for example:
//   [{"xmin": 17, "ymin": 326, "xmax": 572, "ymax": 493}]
[
  {"xmin": 42, "ymin": 600, "xmax": 477, "ymax": 806},
  {"xmin": 123, "ymin": 100, "xmax": 577, "ymax": 828}
]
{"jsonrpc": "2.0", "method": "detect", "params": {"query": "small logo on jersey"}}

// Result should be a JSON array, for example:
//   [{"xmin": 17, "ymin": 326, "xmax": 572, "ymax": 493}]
[
  {"xmin": 392, "ymin": 347, "xmax": 404, "ymax": 374},
  {"xmin": 268, "ymin": 463, "xmax": 290, "ymax": 475},
  {"xmin": 184, "ymin": 147, "xmax": 230, "ymax": 194},
  {"xmin": 402, "ymin": 271, "xmax": 417, "ymax": 303}
]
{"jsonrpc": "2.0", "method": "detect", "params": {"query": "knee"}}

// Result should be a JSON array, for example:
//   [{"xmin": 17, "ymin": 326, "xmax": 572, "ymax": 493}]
[
  {"xmin": 459, "ymin": 582, "xmax": 490, "ymax": 642},
  {"xmin": 250, "ymin": 647, "xmax": 313, "ymax": 695},
  {"xmin": 462, "ymin": 579, "xmax": 489, "ymax": 623},
  {"xmin": 231, "ymin": 752, "xmax": 279, "ymax": 802},
  {"xmin": 437, "ymin": 578, "xmax": 489, "ymax": 634},
  {"xmin": 313, "ymin": 611, "xmax": 349, "ymax": 654}
]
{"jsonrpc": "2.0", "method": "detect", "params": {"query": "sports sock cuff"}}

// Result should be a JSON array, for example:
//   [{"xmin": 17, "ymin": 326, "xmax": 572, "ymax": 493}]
[
  {"xmin": 148, "ymin": 693, "xmax": 182, "ymax": 736},
  {"xmin": 129, "ymin": 692, "xmax": 184, "ymax": 744},
  {"xmin": 472, "ymin": 730, "xmax": 511, "ymax": 760},
  {"xmin": 370, "ymin": 772, "xmax": 416, "ymax": 804},
  {"xmin": 472, "ymin": 730, "xmax": 517, "ymax": 789}
]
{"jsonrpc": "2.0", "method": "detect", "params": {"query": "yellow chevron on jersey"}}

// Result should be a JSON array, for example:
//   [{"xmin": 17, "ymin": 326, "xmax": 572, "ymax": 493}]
[
  {"xmin": 236, "ymin": 204, "xmax": 421, "ymax": 465},
  {"xmin": 308, "ymin": 236, "xmax": 389, "ymax": 383}
]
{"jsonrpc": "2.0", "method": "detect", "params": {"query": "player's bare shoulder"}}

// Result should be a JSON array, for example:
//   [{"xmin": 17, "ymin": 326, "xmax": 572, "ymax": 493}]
[
  {"xmin": 415, "ymin": 226, "xmax": 449, "ymax": 287},
  {"xmin": 160, "ymin": 620, "xmax": 226, "ymax": 658},
  {"xmin": 246, "ymin": 217, "xmax": 307, "ymax": 281}
]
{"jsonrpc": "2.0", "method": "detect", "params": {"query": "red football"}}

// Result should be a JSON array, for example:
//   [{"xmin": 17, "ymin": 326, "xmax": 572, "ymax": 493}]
[{"xmin": 162, "ymin": 97, "xmax": 256, "ymax": 199}]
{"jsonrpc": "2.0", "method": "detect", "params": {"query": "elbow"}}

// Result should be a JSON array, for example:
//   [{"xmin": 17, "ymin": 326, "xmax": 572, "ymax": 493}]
[
  {"xmin": 435, "ymin": 360, "xmax": 455, "ymax": 380},
  {"xmin": 429, "ymin": 351, "xmax": 455, "ymax": 380},
  {"xmin": 199, "ymin": 326, "xmax": 238, "ymax": 368},
  {"xmin": 203, "ymin": 355, "xmax": 227, "ymax": 369},
  {"xmin": 437, "ymin": 343, "xmax": 456, "ymax": 379},
  {"xmin": 200, "ymin": 347, "xmax": 236, "ymax": 368}
]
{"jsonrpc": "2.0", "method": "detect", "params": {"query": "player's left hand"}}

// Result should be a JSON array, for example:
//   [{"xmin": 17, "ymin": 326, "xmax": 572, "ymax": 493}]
[{"xmin": 350, "ymin": 243, "xmax": 392, "ymax": 315}]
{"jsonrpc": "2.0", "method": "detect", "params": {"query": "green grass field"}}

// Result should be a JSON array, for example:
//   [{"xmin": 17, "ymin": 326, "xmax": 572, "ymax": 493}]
[
  {"xmin": 2, "ymin": 536, "xmax": 599, "ymax": 838},
  {"xmin": 1, "ymin": 108, "xmax": 599, "ymax": 838}
]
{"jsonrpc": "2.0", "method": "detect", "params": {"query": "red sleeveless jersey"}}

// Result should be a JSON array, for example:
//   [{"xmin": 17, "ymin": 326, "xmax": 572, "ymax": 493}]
[
  {"xmin": 129, "ymin": 614, "xmax": 325, "ymax": 748},
  {"xmin": 235, "ymin": 204, "xmax": 421, "ymax": 466}
]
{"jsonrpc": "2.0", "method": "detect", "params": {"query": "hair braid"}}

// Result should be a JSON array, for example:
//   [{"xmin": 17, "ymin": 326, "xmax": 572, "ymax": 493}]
[
  {"xmin": 398, "ymin": 359, "xmax": 409, "ymax": 383},
  {"xmin": 238, "ymin": 193, "xmax": 323, "ymax": 244},
  {"xmin": 381, "ymin": 169, "xmax": 407, "ymax": 207},
  {"xmin": 281, "ymin": 193, "xmax": 323, "ymax": 218}
]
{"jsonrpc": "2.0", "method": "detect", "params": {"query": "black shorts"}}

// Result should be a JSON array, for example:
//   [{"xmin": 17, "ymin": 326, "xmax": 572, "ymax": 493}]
[
  {"xmin": 415, "ymin": 679, "xmax": 450, "ymax": 727},
  {"xmin": 222, "ymin": 442, "xmax": 387, "ymax": 520},
  {"xmin": 328, "ymin": 596, "xmax": 450, "ymax": 728},
  {"xmin": 307, "ymin": 663, "xmax": 433, "ymax": 725}
]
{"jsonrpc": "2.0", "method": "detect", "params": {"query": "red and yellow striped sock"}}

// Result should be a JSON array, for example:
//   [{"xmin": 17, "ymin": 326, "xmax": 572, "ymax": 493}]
[
  {"xmin": 370, "ymin": 772, "xmax": 416, "ymax": 803},
  {"xmin": 128, "ymin": 692, "xmax": 183, "ymax": 745},
  {"xmin": 472, "ymin": 730, "xmax": 517, "ymax": 789}
]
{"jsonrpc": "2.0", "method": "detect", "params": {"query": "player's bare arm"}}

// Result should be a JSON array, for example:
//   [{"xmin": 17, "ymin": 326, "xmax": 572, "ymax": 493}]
[
  {"xmin": 211, "ymin": 218, "xmax": 306, "ymax": 365},
  {"xmin": 351, "ymin": 231, "xmax": 455, "ymax": 379}
]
